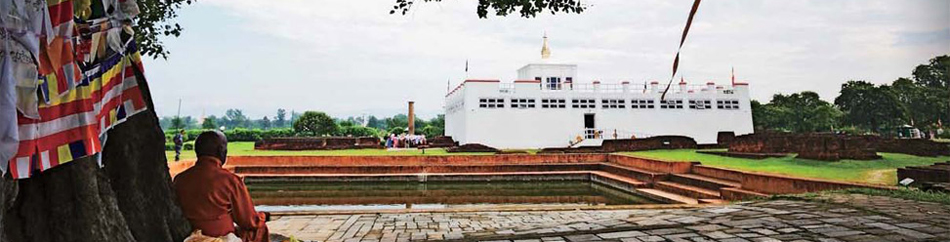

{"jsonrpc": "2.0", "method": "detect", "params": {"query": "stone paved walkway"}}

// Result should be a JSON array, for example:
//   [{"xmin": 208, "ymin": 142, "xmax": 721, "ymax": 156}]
[{"xmin": 267, "ymin": 194, "xmax": 950, "ymax": 242}]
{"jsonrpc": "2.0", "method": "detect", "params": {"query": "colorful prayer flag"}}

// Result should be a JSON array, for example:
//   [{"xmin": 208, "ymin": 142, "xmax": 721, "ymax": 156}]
[{"xmin": 8, "ymin": 42, "xmax": 148, "ymax": 179}]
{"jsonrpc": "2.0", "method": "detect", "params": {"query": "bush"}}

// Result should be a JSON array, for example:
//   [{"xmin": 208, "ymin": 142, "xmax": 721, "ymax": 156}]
[
  {"xmin": 340, "ymin": 126, "xmax": 380, "ymax": 137},
  {"xmin": 387, "ymin": 127, "xmax": 406, "ymax": 136},
  {"xmin": 293, "ymin": 111, "xmax": 338, "ymax": 136},
  {"xmin": 164, "ymin": 141, "xmax": 195, "ymax": 151},
  {"xmin": 225, "ymin": 128, "xmax": 262, "ymax": 141},
  {"xmin": 164, "ymin": 130, "xmax": 202, "ymax": 142},
  {"xmin": 937, "ymin": 128, "xmax": 950, "ymax": 139},
  {"xmin": 420, "ymin": 125, "xmax": 444, "ymax": 139},
  {"xmin": 165, "ymin": 128, "xmax": 297, "ymax": 142}
]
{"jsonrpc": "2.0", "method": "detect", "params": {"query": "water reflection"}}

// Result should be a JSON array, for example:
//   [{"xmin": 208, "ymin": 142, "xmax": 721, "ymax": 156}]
[{"xmin": 248, "ymin": 181, "xmax": 658, "ymax": 212}]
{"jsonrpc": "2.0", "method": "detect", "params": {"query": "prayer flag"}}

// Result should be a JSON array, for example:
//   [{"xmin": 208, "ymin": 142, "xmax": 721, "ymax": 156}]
[
  {"xmin": 8, "ymin": 42, "xmax": 148, "ymax": 179},
  {"xmin": 661, "ymin": 0, "xmax": 702, "ymax": 100}
]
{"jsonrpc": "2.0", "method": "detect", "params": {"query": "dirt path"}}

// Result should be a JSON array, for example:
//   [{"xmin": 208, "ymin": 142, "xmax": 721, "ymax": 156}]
[{"xmin": 865, "ymin": 169, "xmax": 895, "ymax": 185}]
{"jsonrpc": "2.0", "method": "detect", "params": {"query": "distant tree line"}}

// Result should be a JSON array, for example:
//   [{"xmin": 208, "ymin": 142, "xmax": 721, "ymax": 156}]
[
  {"xmin": 753, "ymin": 55, "xmax": 949, "ymax": 138},
  {"xmin": 160, "ymin": 108, "xmax": 446, "ymax": 140}
]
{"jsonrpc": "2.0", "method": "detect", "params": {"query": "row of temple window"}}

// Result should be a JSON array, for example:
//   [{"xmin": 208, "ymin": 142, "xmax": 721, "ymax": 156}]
[{"xmin": 479, "ymin": 98, "xmax": 741, "ymax": 110}]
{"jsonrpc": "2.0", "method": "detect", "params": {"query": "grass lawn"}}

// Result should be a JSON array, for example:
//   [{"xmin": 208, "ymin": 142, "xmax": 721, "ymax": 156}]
[
  {"xmin": 620, "ymin": 149, "xmax": 948, "ymax": 185},
  {"xmin": 166, "ymin": 141, "xmax": 494, "ymax": 161}
]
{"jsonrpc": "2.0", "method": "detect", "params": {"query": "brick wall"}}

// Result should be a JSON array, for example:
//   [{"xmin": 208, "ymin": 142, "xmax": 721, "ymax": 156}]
[
  {"xmin": 606, "ymin": 155, "xmax": 694, "ymax": 174},
  {"xmin": 600, "ymin": 136, "xmax": 698, "ymax": 152},
  {"xmin": 729, "ymin": 133, "xmax": 879, "ymax": 161}
]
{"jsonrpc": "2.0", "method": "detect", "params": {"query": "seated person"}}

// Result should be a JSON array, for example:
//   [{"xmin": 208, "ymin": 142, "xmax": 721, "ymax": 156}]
[{"xmin": 174, "ymin": 131, "xmax": 269, "ymax": 242}]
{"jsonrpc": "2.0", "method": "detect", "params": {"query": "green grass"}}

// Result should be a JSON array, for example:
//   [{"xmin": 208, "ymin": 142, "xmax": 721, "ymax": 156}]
[
  {"xmin": 771, "ymin": 187, "xmax": 950, "ymax": 206},
  {"xmin": 166, "ymin": 141, "xmax": 494, "ymax": 161},
  {"xmin": 829, "ymin": 188, "xmax": 950, "ymax": 205},
  {"xmin": 619, "ymin": 149, "xmax": 948, "ymax": 185}
]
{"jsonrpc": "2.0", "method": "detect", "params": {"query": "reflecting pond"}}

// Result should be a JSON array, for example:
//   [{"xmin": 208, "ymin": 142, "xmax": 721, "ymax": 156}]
[{"xmin": 248, "ymin": 181, "xmax": 660, "ymax": 212}]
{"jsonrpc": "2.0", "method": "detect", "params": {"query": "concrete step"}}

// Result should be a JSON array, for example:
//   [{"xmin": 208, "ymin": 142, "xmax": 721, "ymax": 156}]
[
  {"xmin": 633, "ymin": 188, "xmax": 699, "ymax": 204},
  {"xmin": 654, "ymin": 181, "xmax": 721, "ymax": 199},
  {"xmin": 720, "ymin": 187, "xmax": 769, "ymax": 201},
  {"xmin": 668, "ymin": 173, "xmax": 741, "ymax": 191},
  {"xmin": 589, "ymin": 171, "xmax": 649, "ymax": 187},
  {"xmin": 232, "ymin": 163, "xmax": 600, "ymax": 175},
  {"xmin": 698, "ymin": 199, "xmax": 728, "ymax": 204},
  {"xmin": 598, "ymin": 163, "xmax": 667, "ymax": 183},
  {"xmin": 240, "ymin": 171, "xmax": 596, "ymax": 183}
]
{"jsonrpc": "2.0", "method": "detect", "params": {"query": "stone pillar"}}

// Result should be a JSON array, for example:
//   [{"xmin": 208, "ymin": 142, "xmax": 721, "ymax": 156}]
[{"xmin": 408, "ymin": 101, "xmax": 415, "ymax": 135}]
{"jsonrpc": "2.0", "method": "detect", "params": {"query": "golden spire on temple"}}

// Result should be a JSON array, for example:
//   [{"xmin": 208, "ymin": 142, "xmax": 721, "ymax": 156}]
[{"xmin": 541, "ymin": 32, "xmax": 551, "ymax": 59}]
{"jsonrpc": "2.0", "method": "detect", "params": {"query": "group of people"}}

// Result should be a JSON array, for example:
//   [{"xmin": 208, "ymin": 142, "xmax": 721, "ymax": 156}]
[{"xmin": 385, "ymin": 133, "xmax": 427, "ymax": 148}]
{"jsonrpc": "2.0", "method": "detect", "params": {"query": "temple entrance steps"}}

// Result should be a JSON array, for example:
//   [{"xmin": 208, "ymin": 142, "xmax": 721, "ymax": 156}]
[
  {"xmin": 632, "ymin": 188, "xmax": 699, "ymax": 204},
  {"xmin": 667, "ymin": 173, "xmax": 741, "ymax": 191},
  {"xmin": 653, "ymin": 181, "xmax": 721, "ymax": 199},
  {"xmin": 644, "ymin": 171, "xmax": 767, "ymax": 203},
  {"xmin": 598, "ymin": 163, "xmax": 666, "ymax": 183}
]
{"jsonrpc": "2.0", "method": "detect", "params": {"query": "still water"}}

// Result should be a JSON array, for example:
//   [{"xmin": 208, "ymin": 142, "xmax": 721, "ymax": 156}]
[{"xmin": 248, "ymin": 181, "xmax": 659, "ymax": 212}]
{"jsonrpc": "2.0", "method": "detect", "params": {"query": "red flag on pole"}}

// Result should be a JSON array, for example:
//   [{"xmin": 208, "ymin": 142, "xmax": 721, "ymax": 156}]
[{"xmin": 731, "ymin": 67, "xmax": 735, "ymax": 86}]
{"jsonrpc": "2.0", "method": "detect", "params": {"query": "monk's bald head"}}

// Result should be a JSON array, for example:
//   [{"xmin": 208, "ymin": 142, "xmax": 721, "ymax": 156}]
[{"xmin": 195, "ymin": 130, "xmax": 228, "ymax": 164}]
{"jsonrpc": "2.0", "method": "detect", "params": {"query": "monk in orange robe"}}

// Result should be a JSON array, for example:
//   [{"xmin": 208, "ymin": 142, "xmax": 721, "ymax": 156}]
[{"xmin": 174, "ymin": 131, "xmax": 269, "ymax": 242}]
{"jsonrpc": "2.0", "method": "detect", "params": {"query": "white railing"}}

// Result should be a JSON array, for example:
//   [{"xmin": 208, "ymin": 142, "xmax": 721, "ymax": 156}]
[
  {"xmin": 519, "ymin": 83, "xmax": 731, "ymax": 94},
  {"xmin": 579, "ymin": 128, "xmax": 653, "ymax": 141},
  {"xmin": 499, "ymin": 83, "xmax": 515, "ymax": 93}
]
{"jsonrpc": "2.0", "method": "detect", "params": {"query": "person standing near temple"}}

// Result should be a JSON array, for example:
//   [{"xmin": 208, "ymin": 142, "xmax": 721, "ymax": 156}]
[{"xmin": 173, "ymin": 129, "xmax": 185, "ymax": 161}]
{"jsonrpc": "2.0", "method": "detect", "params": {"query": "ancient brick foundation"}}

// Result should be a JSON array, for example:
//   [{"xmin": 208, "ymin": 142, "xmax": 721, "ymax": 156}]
[
  {"xmin": 729, "ymin": 133, "xmax": 949, "ymax": 161},
  {"xmin": 729, "ymin": 133, "xmax": 880, "ymax": 161},
  {"xmin": 254, "ymin": 137, "xmax": 382, "ymax": 150},
  {"xmin": 446, "ymin": 143, "xmax": 500, "ymax": 153},
  {"xmin": 876, "ymin": 139, "xmax": 950, "ymax": 157},
  {"xmin": 601, "ymin": 136, "xmax": 698, "ymax": 152},
  {"xmin": 541, "ymin": 136, "xmax": 698, "ymax": 154},
  {"xmin": 716, "ymin": 131, "xmax": 736, "ymax": 147},
  {"xmin": 428, "ymin": 136, "xmax": 458, "ymax": 148},
  {"xmin": 897, "ymin": 161, "xmax": 950, "ymax": 187}
]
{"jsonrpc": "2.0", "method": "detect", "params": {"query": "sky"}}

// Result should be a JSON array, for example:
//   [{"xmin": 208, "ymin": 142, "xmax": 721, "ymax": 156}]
[{"xmin": 142, "ymin": 0, "xmax": 950, "ymax": 120}]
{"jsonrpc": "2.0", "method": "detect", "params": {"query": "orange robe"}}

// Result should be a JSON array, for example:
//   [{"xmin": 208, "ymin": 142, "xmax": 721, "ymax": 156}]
[{"xmin": 174, "ymin": 156, "xmax": 269, "ymax": 242}]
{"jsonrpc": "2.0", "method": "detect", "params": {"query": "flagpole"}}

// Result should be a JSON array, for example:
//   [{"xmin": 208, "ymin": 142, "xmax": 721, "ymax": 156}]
[
  {"xmin": 731, "ymin": 66, "xmax": 735, "ymax": 86},
  {"xmin": 176, "ymin": 98, "xmax": 182, "ymax": 130}
]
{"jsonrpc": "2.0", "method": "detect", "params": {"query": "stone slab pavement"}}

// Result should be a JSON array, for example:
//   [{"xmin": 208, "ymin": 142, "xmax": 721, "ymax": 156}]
[{"xmin": 267, "ymin": 194, "xmax": 950, "ymax": 242}]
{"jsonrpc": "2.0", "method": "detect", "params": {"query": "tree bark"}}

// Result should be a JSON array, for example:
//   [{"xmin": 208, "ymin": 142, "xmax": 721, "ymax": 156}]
[{"xmin": 0, "ymin": 66, "xmax": 191, "ymax": 241}]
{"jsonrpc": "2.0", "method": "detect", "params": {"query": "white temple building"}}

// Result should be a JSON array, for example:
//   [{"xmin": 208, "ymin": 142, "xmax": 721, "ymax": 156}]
[{"xmin": 444, "ymin": 36, "xmax": 754, "ymax": 149}]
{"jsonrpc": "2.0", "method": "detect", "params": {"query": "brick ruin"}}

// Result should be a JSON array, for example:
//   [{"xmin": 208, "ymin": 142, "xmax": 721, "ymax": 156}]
[
  {"xmin": 600, "ymin": 135, "xmax": 698, "ymax": 152},
  {"xmin": 728, "ymin": 133, "xmax": 950, "ymax": 161},
  {"xmin": 728, "ymin": 133, "xmax": 879, "ymax": 161},
  {"xmin": 446, "ymin": 143, "xmax": 500, "ymax": 153},
  {"xmin": 876, "ymin": 138, "xmax": 950, "ymax": 157},
  {"xmin": 898, "ymin": 161, "xmax": 950, "ymax": 190},
  {"xmin": 427, "ymin": 136, "xmax": 458, "ymax": 148},
  {"xmin": 254, "ymin": 137, "xmax": 382, "ymax": 150},
  {"xmin": 540, "ymin": 136, "xmax": 698, "ymax": 153}
]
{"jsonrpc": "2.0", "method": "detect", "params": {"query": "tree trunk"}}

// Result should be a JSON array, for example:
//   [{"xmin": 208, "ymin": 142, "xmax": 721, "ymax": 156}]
[{"xmin": 0, "ymin": 67, "xmax": 191, "ymax": 241}]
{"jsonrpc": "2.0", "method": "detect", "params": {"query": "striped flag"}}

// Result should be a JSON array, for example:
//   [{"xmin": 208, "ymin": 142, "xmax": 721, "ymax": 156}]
[
  {"xmin": 661, "ymin": 0, "xmax": 702, "ymax": 100},
  {"xmin": 38, "ymin": 0, "xmax": 80, "ymax": 98},
  {"xmin": 8, "ymin": 42, "xmax": 148, "ymax": 179}
]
